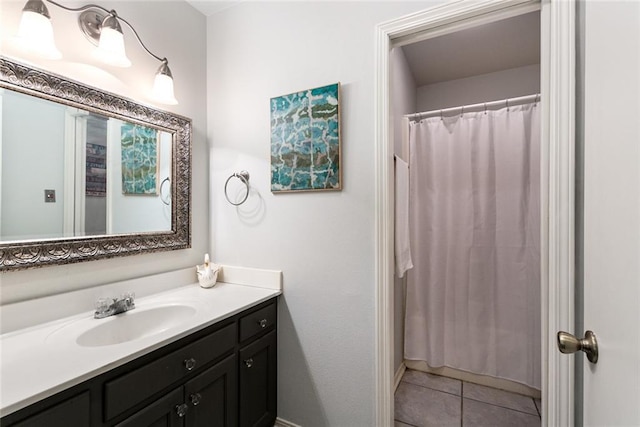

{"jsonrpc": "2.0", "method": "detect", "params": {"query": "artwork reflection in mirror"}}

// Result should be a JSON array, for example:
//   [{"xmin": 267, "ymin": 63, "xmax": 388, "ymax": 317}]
[{"xmin": 0, "ymin": 89, "xmax": 172, "ymax": 243}]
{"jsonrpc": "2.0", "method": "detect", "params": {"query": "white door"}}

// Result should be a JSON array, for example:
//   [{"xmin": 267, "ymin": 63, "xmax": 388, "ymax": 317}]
[{"xmin": 581, "ymin": 1, "xmax": 640, "ymax": 424}]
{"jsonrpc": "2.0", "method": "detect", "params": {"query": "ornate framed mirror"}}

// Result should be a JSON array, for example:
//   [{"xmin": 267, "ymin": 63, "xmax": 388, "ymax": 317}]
[{"xmin": 0, "ymin": 57, "xmax": 191, "ymax": 271}]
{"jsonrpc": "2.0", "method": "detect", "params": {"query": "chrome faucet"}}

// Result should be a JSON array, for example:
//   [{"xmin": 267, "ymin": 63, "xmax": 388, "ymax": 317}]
[{"xmin": 94, "ymin": 293, "xmax": 136, "ymax": 319}]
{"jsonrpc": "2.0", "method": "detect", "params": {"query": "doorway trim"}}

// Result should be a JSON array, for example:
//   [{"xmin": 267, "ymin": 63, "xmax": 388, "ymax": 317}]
[{"xmin": 373, "ymin": 0, "xmax": 576, "ymax": 425}]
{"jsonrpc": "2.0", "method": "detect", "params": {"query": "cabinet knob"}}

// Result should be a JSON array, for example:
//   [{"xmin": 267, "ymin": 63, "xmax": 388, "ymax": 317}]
[
  {"xmin": 190, "ymin": 393, "xmax": 202, "ymax": 406},
  {"xmin": 258, "ymin": 318, "xmax": 268, "ymax": 328},
  {"xmin": 244, "ymin": 358, "xmax": 254, "ymax": 368},
  {"xmin": 184, "ymin": 358, "xmax": 197, "ymax": 371},
  {"xmin": 175, "ymin": 403, "xmax": 188, "ymax": 417}
]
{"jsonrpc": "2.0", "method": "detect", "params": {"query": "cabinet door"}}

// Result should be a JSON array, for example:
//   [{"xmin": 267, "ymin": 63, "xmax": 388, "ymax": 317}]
[
  {"xmin": 184, "ymin": 354, "xmax": 237, "ymax": 427},
  {"xmin": 10, "ymin": 391, "xmax": 90, "ymax": 427},
  {"xmin": 115, "ymin": 388, "xmax": 184, "ymax": 427},
  {"xmin": 239, "ymin": 331, "xmax": 277, "ymax": 427}
]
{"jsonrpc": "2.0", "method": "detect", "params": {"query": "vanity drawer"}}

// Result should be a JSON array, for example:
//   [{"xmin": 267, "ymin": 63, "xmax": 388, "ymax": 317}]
[
  {"xmin": 10, "ymin": 391, "xmax": 90, "ymax": 427},
  {"xmin": 104, "ymin": 322, "xmax": 236, "ymax": 421},
  {"xmin": 239, "ymin": 302, "xmax": 277, "ymax": 343}
]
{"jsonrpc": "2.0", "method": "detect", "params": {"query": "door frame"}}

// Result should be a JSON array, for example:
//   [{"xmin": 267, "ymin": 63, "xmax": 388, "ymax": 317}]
[{"xmin": 373, "ymin": 0, "xmax": 576, "ymax": 425}]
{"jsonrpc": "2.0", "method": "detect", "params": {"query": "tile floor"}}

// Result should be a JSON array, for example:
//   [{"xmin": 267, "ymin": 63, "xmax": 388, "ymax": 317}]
[{"xmin": 395, "ymin": 369, "xmax": 541, "ymax": 427}]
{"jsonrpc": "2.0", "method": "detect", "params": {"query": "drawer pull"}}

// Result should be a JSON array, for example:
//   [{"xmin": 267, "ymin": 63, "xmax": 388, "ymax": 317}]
[
  {"xmin": 190, "ymin": 393, "xmax": 202, "ymax": 406},
  {"xmin": 244, "ymin": 358, "xmax": 254, "ymax": 368},
  {"xmin": 175, "ymin": 403, "xmax": 188, "ymax": 417},
  {"xmin": 184, "ymin": 358, "xmax": 197, "ymax": 371},
  {"xmin": 258, "ymin": 318, "xmax": 268, "ymax": 328}
]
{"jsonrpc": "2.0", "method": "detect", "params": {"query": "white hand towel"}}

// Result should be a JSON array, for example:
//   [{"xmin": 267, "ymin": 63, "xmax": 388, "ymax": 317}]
[{"xmin": 395, "ymin": 156, "xmax": 413, "ymax": 278}]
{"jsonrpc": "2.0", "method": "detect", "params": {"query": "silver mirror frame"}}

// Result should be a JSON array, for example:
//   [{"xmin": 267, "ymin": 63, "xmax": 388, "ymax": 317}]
[{"xmin": 0, "ymin": 57, "xmax": 191, "ymax": 271}]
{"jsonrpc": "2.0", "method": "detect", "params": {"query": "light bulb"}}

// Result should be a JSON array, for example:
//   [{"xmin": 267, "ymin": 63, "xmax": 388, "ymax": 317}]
[
  {"xmin": 92, "ymin": 15, "xmax": 131, "ymax": 68},
  {"xmin": 151, "ymin": 61, "xmax": 178, "ymax": 105},
  {"xmin": 15, "ymin": 6, "xmax": 62, "ymax": 60},
  {"xmin": 152, "ymin": 73, "xmax": 178, "ymax": 105}
]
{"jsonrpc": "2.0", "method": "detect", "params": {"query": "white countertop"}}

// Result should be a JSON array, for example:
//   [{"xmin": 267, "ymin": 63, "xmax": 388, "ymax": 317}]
[{"xmin": 0, "ymin": 281, "xmax": 281, "ymax": 417}]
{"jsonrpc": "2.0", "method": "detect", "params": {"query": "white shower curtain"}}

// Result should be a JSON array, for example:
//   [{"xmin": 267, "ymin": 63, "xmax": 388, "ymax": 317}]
[{"xmin": 404, "ymin": 102, "xmax": 541, "ymax": 389}]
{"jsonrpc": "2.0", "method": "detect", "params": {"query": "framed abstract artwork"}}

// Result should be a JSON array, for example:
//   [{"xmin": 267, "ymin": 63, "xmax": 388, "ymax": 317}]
[
  {"xmin": 121, "ymin": 123, "xmax": 159, "ymax": 195},
  {"xmin": 270, "ymin": 82, "xmax": 341, "ymax": 192}
]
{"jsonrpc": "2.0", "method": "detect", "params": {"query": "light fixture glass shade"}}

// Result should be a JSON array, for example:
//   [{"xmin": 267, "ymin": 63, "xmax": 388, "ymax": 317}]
[
  {"xmin": 151, "ymin": 62, "xmax": 178, "ymax": 105},
  {"xmin": 16, "ymin": 9, "xmax": 62, "ymax": 60},
  {"xmin": 93, "ymin": 17, "xmax": 131, "ymax": 68}
]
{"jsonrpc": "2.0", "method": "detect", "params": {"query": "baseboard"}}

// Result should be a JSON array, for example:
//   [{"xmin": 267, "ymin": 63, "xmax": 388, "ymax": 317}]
[
  {"xmin": 404, "ymin": 360, "xmax": 541, "ymax": 398},
  {"xmin": 394, "ymin": 362, "xmax": 407, "ymax": 391},
  {"xmin": 275, "ymin": 417, "xmax": 302, "ymax": 427}
]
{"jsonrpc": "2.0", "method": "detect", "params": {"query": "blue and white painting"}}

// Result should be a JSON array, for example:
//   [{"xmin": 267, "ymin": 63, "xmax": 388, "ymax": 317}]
[
  {"xmin": 121, "ymin": 123, "xmax": 158, "ymax": 195},
  {"xmin": 270, "ymin": 83, "xmax": 341, "ymax": 192}
]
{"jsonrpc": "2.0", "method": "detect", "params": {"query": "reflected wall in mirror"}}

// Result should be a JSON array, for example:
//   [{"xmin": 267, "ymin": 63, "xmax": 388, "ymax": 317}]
[
  {"xmin": 0, "ymin": 57, "xmax": 191, "ymax": 271},
  {"xmin": 1, "ymin": 90, "xmax": 173, "ymax": 241}
]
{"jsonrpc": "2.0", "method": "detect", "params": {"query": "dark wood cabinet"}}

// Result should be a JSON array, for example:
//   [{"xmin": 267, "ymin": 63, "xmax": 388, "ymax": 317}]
[
  {"xmin": 10, "ymin": 391, "xmax": 91, "ymax": 427},
  {"xmin": 184, "ymin": 353, "xmax": 237, "ymax": 427},
  {"xmin": 104, "ymin": 324, "xmax": 237, "ymax": 422},
  {"xmin": 239, "ymin": 331, "xmax": 277, "ymax": 427},
  {"xmin": 116, "ymin": 354, "xmax": 237, "ymax": 427},
  {"xmin": 1, "ymin": 298, "xmax": 277, "ymax": 427},
  {"xmin": 115, "ymin": 388, "xmax": 183, "ymax": 427}
]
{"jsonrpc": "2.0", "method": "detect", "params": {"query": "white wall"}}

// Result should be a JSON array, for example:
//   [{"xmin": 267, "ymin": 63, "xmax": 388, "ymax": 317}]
[
  {"xmin": 206, "ymin": 2, "xmax": 436, "ymax": 425},
  {"xmin": 391, "ymin": 47, "xmax": 417, "ymax": 157},
  {"xmin": 0, "ymin": 1, "xmax": 207, "ymax": 304},
  {"xmin": 1, "ymin": 91, "xmax": 66, "ymax": 240},
  {"xmin": 416, "ymin": 63, "xmax": 540, "ymax": 112},
  {"xmin": 389, "ymin": 47, "xmax": 416, "ymax": 374}
]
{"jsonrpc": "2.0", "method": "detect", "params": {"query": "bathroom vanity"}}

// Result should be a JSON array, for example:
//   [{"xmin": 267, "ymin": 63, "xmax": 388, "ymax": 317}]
[{"xmin": 0, "ymin": 277, "xmax": 280, "ymax": 427}]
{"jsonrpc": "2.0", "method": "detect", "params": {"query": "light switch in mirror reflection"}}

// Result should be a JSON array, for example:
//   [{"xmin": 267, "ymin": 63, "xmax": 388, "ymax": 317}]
[{"xmin": 0, "ymin": 89, "xmax": 173, "ymax": 243}]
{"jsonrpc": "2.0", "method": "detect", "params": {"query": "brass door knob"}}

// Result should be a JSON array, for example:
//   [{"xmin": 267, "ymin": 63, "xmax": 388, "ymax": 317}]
[{"xmin": 557, "ymin": 330, "xmax": 598, "ymax": 363}]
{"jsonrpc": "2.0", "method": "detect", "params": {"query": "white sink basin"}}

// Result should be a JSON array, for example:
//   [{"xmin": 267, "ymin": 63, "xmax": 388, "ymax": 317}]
[{"xmin": 48, "ymin": 304, "xmax": 198, "ymax": 347}]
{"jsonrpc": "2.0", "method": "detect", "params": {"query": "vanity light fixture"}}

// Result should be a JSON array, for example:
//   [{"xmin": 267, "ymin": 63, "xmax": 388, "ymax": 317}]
[
  {"xmin": 15, "ymin": 0, "xmax": 62, "ymax": 60},
  {"xmin": 15, "ymin": 0, "xmax": 178, "ymax": 105},
  {"xmin": 90, "ymin": 10, "xmax": 131, "ymax": 68}
]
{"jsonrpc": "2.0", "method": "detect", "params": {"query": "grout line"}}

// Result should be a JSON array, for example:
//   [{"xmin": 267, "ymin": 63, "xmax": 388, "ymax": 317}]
[
  {"xmin": 400, "ymin": 378, "xmax": 463, "ymax": 398},
  {"xmin": 462, "ymin": 396, "xmax": 540, "ymax": 417},
  {"xmin": 460, "ymin": 381, "xmax": 464, "ymax": 427},
  {"xmin": 394, "ymin": 418, "xmax": 421, "ymax": 427},
  {"xmin": 397, "ymin": 373, "xmax": 540, "ymax": 425}
]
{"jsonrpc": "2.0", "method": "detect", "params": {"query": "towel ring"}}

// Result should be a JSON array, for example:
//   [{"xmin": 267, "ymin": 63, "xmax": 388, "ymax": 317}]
[
  {"xmin": 159, "ymin": 177, "xmax": 171, "ymax": 206},
  {"xmin": 224, "ymin": 171, "xmax": 250, "ymax": 206}
]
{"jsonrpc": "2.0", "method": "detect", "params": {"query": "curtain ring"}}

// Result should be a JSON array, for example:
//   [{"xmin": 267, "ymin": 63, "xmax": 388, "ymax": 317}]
[
  {"xmin": 506, "ymin": 98, "xmax": 510, "ymax": 111},
  {"xmin": 440, "ymin": 110, "xmax": 443, "ymax": 121},
  {"xmin": 224, "ymin": 171, "xmax": 250, "ymax": 206},
  {"xmin": 460, "ymin": 106, "xmax": 464, "ymax": 117},
  {"xmin": 484, "ymin": 103, "xmax": 487, "ymax": 115},
  {"xmin": 159, "ymin": 177, "xmax": 171, "ymax": 206}
]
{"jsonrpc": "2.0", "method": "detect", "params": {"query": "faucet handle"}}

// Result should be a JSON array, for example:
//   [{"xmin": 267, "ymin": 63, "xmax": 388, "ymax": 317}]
[
  {"xmin": 94, "ymin": 298, "xmax": 112, "ymax": 312},
  {"xmin": 95, "ymin": 298, "xmax": 111, "ymax": 315},
  {"xmin": 123, "ymin": 292, "xmax": 135, "ymax": 307}
]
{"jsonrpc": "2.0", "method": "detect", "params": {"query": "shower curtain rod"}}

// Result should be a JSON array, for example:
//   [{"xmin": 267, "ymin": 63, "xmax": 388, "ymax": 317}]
[{"xmin": 406, "ymin": 93, "xmax": 540, "ymax": 121}]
